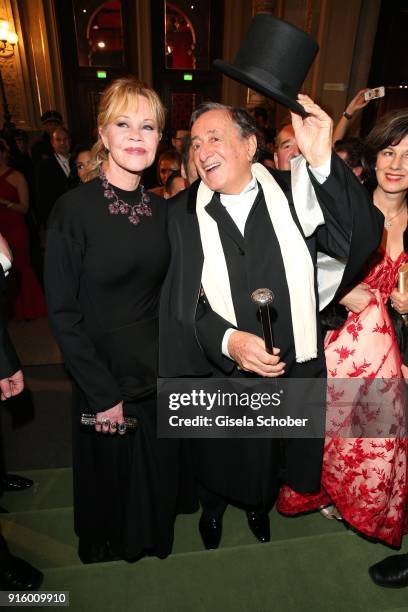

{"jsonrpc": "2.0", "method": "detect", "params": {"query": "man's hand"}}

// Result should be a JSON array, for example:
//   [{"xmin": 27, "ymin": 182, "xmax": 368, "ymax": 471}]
[
  {"xmin": 0, "ymin": 233, "xmax": 12, "ymax": 263},
  {"xmin": 95, "ymin": 401, "xmax": 124, "ymax": 435},
  {"xmin": 390, "ymin": 289, "xmax": 408, "ymax": 315},
  {"xmin": 401, "ymin": 363, "xmax": 408, "ymax": 380},
  {"xmin": 291, "ymin": 94, "xmax": 333, "ymax": 168},
  {"xmin": 0, "ymin": 369, "xmax": 24, "ymax": 401},
  {"xmin": 227, "ymin": 331, "xmax": 285, "ymax": 377},
  {"xmin": 339, "ymin": 284, "xmax": 374, "ymax": 313}
]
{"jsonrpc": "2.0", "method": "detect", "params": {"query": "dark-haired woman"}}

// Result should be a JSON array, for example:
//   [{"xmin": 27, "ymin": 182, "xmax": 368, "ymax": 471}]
[
  {"xmin": 334, "ymin": 137, "xmax": 364, "ymax": 182},
  {"xmin": 72, "ymin": 145, "xmax": 92, "ymax": 183},
  {"xmin": 44, "ymin": 78, "xmax": 194, "ymax": 563},
  {"xmin": 278, "ymin": 108, "xmax": 408, "ymax": 547}
]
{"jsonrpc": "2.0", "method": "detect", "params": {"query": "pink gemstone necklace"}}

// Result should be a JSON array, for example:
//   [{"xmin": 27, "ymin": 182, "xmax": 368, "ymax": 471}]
[{"xmin": 100, "ymin": 167, "xmax": 152, "ymax": 225}]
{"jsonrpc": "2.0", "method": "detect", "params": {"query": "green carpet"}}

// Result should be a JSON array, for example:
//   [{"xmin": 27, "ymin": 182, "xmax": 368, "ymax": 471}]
[{"xmin": 2, "ymin": 469, "xmax": 408, "ymax": 612}]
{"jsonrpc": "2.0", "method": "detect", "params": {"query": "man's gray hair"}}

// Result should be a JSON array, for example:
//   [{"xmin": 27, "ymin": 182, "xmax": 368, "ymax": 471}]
[{"xmin": 190, "ymin": 102, "xmax": 259, "ymax": 160}]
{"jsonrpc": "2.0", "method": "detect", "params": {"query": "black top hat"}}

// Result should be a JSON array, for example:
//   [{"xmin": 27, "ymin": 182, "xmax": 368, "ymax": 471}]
[
  {"xmin": 41, "ymin": 110, "xmax": 63, "ymax": 124},
  {"xmin": 214, "ymin": 14, "xmax": 319, "ymax": 116}
]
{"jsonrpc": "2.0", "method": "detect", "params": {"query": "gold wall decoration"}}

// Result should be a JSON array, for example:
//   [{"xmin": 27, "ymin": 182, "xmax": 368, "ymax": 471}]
[
  {"xmin": 304, "ymin": 0, "xmax": 313, "ymax": 34},
  {"xmin": 0, "ymin": 0, "xmax": 28, "ymax": 129}
]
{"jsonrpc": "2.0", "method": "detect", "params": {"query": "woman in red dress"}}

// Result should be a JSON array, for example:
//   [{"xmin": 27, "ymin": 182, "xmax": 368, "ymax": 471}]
[
  {"xmin": 277, "ymin": 109, "xmax": 408, "ymax": 548},
  {"xmin": 0, "ymin": 139, "xmax": 46, "ymax": 320}
]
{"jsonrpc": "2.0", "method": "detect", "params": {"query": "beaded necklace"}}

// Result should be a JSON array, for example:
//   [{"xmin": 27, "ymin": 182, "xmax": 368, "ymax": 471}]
[{"xmin": 100, "ymin": 166, "xmax": 152, "ymax": 225}]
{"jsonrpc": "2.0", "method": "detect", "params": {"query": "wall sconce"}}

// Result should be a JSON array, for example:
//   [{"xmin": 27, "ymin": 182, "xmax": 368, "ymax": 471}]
[{"xmin": 0, "ymin": 18, "xmax": 19, "ymax": 132}]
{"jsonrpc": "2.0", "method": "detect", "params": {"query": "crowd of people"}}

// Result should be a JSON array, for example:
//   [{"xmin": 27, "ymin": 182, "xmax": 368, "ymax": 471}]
[{"xmin": 1, "ymin": 12, "xmax": 408, "ymax": 596}]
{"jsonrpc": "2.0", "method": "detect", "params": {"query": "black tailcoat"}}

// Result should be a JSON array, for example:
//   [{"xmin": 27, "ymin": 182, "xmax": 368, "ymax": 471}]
[{"xmin": 159, "ymin": 155, "xmax": 383, "ymax": 502}]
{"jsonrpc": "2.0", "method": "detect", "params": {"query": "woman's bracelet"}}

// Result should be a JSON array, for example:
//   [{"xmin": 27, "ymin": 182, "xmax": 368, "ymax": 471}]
[{"xmin": 343, "ymin": 111, "xmax": 353, "ymax": 120}]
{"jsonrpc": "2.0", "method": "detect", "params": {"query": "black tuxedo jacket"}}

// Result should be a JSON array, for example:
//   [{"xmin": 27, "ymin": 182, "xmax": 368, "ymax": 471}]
[
  {"xmin": 36, "ymin": 155, "xmax": 78, "ymax": 224},
  {"xmin": 0, "ymin": 266, "xmax": 20, "ymax": 379}
]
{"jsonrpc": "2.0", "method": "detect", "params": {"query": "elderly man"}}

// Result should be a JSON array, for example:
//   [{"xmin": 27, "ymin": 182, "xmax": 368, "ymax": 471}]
[{"xmin": 159, "ymin": 96, "xmax": 382, "ymax": 550}]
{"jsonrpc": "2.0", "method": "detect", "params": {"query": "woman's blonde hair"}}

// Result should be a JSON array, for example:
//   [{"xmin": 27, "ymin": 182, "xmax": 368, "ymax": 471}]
[{"xmin": 86, "ymin": 77, "xmax": 165, "ymax": 181}]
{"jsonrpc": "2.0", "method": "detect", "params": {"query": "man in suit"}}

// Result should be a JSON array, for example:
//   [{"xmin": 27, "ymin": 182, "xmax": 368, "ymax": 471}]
[
  {"xmin": 0, "ymin": 234, "xmax": 43, "ymax": 590},
  {"xmin": 274, "ymin": 123, "xmax": 300, "ymax": 170},
  {"xmin": 35, "ymin": 126, "xmax": 77, "ymax": 225},
  {"xmin": 30, "ymin": 110, "xmax": 63, "ymax": 166},
  {"xmin": 159, "ymin": 97, "xmax": 383, "ymax": 549}
]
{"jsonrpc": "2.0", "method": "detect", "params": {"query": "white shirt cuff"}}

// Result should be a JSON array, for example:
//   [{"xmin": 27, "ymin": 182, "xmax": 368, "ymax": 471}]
[
  {"xmin": 309, "ymin": 156, "xmax": 331, "ymax": 184},
  {"xmin": 0, "ymin": 253, "xmax": 11, "ymax": 276},
  {"xmin": 222, "ymin": 328, "xmax": 236, "ymax": 359}
]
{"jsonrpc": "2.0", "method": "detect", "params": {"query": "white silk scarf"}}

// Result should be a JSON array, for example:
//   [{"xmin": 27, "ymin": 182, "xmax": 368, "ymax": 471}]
[{"xmin": 196, "ymin": 160, "xmax": 329, "ymax": 362}]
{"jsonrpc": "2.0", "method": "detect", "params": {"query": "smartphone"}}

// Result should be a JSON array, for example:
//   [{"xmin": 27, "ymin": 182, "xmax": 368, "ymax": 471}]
[{"xmin": 364, "ymin": 86, "xmax": 385, "ymax": 101}]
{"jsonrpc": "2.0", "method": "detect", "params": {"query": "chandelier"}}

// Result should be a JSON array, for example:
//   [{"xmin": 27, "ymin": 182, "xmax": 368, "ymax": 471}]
[
  {"xmin": 0, "ymin": 19, "xmax": 18, "ymax": 58},
  {"xmin": 0, "ymin": 18, "xmax": 19, "ymax": 131}
]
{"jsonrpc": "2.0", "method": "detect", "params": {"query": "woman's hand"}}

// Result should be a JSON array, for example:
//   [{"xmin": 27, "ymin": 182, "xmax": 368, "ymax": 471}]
[
  {"xmin": 0, "ymin": 369, "xmax": 24, "ymax": 401},
  {"xmin": 401, "ymin": 363, "xmax": 408, "ymax": 380},
  {"xmin": 339, "ymin": 284, "xmax": 374, "ymax": 313},
  {"xmin": 390, "ymin": 289, "xmax": 408, "ymax": 315},
  {"xmin": 95, "ymin": 401, "xmax": 124, "ymax": 435}
]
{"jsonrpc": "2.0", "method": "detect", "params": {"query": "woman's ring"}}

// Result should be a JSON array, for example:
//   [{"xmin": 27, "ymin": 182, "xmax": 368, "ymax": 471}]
[{"xmin": 118, "ymin": 422, "xmax": 127, "ymax": 435}]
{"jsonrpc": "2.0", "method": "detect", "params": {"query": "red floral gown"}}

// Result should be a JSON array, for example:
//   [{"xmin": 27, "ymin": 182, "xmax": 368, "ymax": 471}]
[
  {"xmin": 0, "ymin": 169, "xmax": 47, "ymax": 320},
  {"xmin": 277, "ymin": 247, "xmax": 408, "ymax": 547}
]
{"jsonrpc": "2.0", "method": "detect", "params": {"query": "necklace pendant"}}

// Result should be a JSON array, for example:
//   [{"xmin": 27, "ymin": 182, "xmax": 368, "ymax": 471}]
[{"xmin": 384, "ymin": 220, "xmax": 393, "ymax": 229}]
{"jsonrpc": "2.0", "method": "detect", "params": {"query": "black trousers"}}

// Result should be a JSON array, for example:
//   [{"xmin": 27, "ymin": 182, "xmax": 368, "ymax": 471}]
[{"xmin": 198, "ymin": 480, "xmax": 280, "ymax": 520}]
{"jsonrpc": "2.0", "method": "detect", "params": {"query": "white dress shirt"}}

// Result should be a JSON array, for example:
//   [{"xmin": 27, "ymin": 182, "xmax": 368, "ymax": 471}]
[
  {"xmin": 55, "ymin": 153, "xmax": 71, "ymax": 177},
  {"xmin": 0, "ymin": 253, "xmax": 11, "ymax": 275}
]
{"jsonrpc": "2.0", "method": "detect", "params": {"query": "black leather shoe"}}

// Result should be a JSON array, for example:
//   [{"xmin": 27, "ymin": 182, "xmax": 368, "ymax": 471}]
[
  {"xmin": 0, "ymin": 556, "xmax": 43, "ymax": 590},
  {"xmin": 1, "ymin": 474, "xmax": 33, "ymax": 492},
  {"xmin": 246, "ymin": 511, "xmax": 270, "ymax": 543},
  {"xmin": 78, "ymin": 538, "xmax": 121, "ymax": 564},
  {"xmin": 199, "ymin": 515, "xmax": 222, "ymax": 550},
  {"xmin": 369, "ymin": 554, "xmax": 408, "ymax": 588}
]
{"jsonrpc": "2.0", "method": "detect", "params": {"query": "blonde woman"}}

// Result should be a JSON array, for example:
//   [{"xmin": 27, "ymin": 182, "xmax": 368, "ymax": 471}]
[{"xmin": 44, "ymin": 78, "xmax": 188, "ymax": 563}]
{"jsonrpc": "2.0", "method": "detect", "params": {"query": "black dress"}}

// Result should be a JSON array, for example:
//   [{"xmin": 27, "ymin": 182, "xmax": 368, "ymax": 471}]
[{"xmin": 44, "ymin": 177, "xmax": 182, "ymax": 560}]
